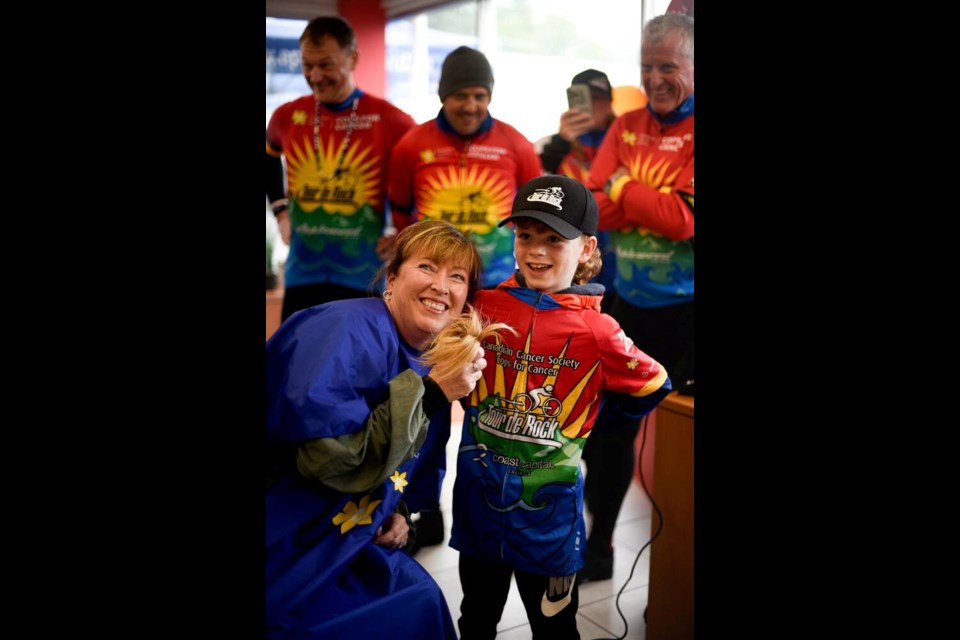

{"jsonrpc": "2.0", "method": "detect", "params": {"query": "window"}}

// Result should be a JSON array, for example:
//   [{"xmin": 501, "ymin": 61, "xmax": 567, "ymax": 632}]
[
  {"xmin": 386, "ymin": 0, "xmax": 674, "ymax": 142},
  {"xmin": 266, "ymin": 17, "xmax": 308, "ymax": 127}
]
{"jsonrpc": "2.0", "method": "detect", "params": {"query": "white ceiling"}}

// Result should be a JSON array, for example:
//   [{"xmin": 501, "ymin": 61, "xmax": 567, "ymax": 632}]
[{"xmin": 265, "ymin": 0, "xmax": 338, "ymax": 20}]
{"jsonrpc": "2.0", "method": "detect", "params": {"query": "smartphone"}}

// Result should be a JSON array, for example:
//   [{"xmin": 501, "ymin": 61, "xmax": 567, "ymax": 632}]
[{"xmin": 566, "ymin": 83, "xmax": 593, "ymax": 114}]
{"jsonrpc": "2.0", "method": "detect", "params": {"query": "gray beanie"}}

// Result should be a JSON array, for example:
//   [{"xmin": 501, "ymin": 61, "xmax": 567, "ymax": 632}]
[{"xmin": 438, "ymin": 46, "xmax": 494, "ymax": 101}]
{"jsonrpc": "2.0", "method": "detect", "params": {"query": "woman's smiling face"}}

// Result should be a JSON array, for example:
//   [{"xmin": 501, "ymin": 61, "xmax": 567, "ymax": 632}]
[{"xmin": 386, "ymin": 251, "xmax": 471, "ymax": 350}]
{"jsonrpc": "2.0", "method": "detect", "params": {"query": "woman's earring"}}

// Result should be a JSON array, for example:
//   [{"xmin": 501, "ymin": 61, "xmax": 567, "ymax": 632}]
[{"xmin": 383, "ymin": 290, "xmax": 393, "ymax": 301}]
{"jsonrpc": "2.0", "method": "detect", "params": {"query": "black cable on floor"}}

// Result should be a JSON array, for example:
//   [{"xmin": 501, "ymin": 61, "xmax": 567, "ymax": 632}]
[{"xmin": 592, "ymin": 412, "xmax": 663, "ymax": 640}]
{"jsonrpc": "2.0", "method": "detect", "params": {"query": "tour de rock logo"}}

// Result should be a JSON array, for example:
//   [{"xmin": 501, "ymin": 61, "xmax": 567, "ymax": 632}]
[{"xmin": 471, "ymin": 332, "xmax": 600, "ymax": 449}]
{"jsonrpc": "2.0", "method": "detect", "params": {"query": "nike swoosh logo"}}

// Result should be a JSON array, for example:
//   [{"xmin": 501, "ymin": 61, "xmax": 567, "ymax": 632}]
[{"xmin": 540, "ymin": 574, "xmax": 575, "ymax": 617}]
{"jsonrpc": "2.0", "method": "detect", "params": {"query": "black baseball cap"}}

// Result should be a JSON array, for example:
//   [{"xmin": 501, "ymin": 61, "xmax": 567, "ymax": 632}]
[
  {"xmin": 499, "ymin": 175, "xmax": 598, "ymax": 240},
  {"xmin": 571, "ymin": 69, "xmax": 612, "ymax": 101}
]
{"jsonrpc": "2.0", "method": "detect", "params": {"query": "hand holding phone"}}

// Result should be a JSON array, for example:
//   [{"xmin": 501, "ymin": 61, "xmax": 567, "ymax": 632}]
[{"xmin": 566, "ymin": 83, "xmax": 593, "ymax": 114}]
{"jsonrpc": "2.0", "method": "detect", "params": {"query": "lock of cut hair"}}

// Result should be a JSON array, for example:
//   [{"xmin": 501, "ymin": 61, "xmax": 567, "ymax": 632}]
[{"xmin": 420, "ymin": 306, "xmax": 516, "ymax": 380}]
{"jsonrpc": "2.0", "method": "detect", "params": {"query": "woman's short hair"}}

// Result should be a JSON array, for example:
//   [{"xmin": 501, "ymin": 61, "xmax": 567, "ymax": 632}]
[{"xmin": 380, "ymin": 220, "xmax": 484, "ymax": 300}]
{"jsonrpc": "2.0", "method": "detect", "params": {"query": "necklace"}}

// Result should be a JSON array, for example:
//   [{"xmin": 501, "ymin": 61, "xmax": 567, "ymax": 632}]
[{"xmin": 314, "ymin": 95, "xmax": 360, "ymax": 179}]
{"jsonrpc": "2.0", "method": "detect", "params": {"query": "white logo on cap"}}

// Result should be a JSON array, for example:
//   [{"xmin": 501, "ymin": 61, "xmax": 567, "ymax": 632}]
[
  {"xmin": 589, "ymin": 78, "xmax": 609, "ymax": 92},
  {"xmin": 527, "ymin": 187, "xmax": 564, "ymax": 210}
]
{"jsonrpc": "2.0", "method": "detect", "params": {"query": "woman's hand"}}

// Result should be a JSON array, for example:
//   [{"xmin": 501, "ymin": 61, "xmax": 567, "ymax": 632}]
[
  {"xmin": 373, "ymin": 513, "xmax": 410, "ymax": 550},
  {"xmin": 431, "ymin": 343, "xmax": 486, "ymax": 402},
  {"xmin": 420, "ymin": 308, "xmax": 513, "ymax": 401}
]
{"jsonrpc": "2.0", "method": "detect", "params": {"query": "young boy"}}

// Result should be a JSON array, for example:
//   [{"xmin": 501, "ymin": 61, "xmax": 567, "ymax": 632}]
[{"xmin": 449, "ymin": 175, "xmax": 673, "ymax": 638}]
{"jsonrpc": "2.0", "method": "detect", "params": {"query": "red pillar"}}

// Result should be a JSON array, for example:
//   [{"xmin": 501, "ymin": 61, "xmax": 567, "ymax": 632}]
[{"xmin": 339, "ymin": 0, "xmax": 387, "ymax": 97}]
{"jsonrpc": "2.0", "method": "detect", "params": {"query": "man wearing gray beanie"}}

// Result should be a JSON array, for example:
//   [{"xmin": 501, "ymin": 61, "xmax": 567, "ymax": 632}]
[
  {"xmin": 387, "ymin": 44, "xmax": 541, "ymax": 554},
  {"xmin": 390, "ymin": 44, "xmax": 540, "ymax": 284},
  {"xmin": 438, "ymin": 45, "xmax": 494, "ymax": 102}
]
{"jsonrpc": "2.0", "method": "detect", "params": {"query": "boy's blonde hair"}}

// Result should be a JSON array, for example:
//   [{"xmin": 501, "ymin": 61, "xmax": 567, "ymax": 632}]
[{"xmin": 574, "ymin": 246, "xmax": 602, "ymax": 285}]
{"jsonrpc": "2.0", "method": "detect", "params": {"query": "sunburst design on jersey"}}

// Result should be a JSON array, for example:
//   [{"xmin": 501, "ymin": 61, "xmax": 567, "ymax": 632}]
[
  {"xmin": 559, "ymin": 160, "xmax": 589, "ymax": 183},
  {"xmin": 292, "ymin": 110, "xmax": 308, "ymax": 125},
  {"xmin": 618, "ymin": 151, "xmax": 683, "ymax": 239},
  {"xmin": 621, "ymin": 130, "xmax": 638, "ymax": 146},
  {"xmin": 283, "ymin": 137, "xmax": 381, "ymax": 214},
  {"xmin": 416, "ymin": 165, "xmax": 513, "ymax": 233},
  {"xmin": 472, "ymin": 332, "xmax": 600, "ymax": 442},
  {"xmin": 629, "ymin": 151, "xmax": 682, "ymax": 191},
  {"xmin": 465, "ymin": 311, "xmax": 673, "ymax": 511},
  {"xmin": 469, "ymin": 332, "xmax": 607, "ymax": 506}
]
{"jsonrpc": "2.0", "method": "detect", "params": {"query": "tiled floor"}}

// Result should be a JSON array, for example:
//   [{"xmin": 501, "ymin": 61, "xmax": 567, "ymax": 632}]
[{"xmin": 415, "ymin": 407, "xmax": 653, "ymax": 639}]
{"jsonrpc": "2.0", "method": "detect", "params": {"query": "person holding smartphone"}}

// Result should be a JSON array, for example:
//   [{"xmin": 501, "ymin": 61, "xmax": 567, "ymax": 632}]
[
  {"xmin": 540, "ymin": 69, "xmax": 616, "ymax": 183},
  {"xmin": 538, "ymin": 69, "xmax": 618, "ymax": 316}
]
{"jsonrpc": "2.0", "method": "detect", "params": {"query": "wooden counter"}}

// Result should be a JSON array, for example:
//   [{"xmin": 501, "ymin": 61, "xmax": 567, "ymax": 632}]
[
  {"xmin": 266, "ymin": 289, "xmax": 283, "ymax": 341},
  {"xmin": 646, "ymin": 391, "xmax": 694, "ymax": 640}
]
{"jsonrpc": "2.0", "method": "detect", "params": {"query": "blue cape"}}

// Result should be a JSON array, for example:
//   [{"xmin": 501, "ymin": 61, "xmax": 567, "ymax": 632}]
[{"xmin": 266, "ymin": 299, "xmax": 455, "ymax": 639}]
